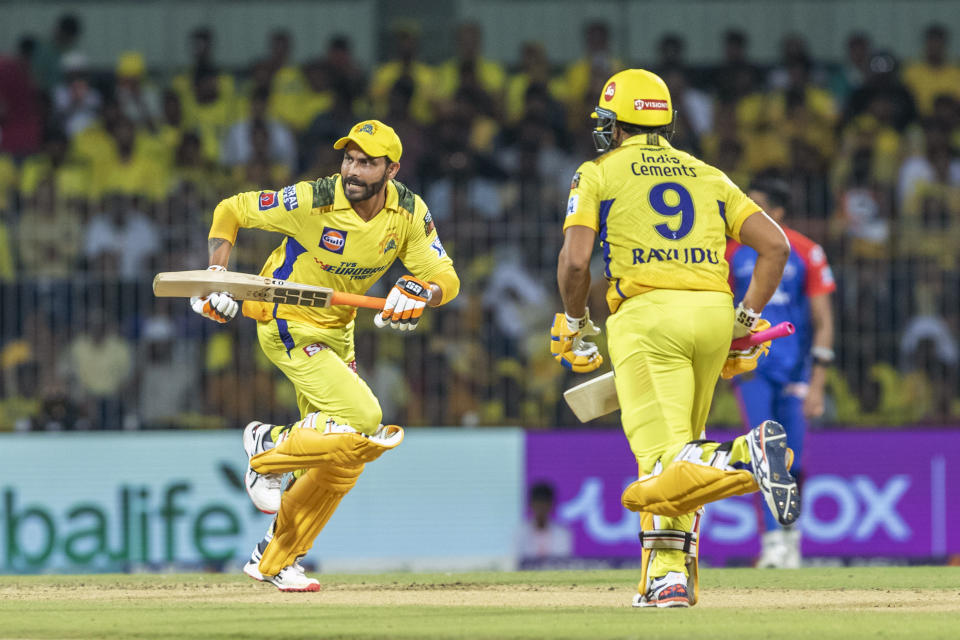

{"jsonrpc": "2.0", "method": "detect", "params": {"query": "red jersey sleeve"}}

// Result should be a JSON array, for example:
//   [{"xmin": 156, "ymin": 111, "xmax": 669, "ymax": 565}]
[{"xmin": 785, "ymin": 228, "xmax": 836, "ymax": 297}]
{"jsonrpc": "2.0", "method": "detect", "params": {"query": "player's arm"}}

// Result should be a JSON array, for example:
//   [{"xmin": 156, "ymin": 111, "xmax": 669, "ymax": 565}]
[
  {"xmin": 191, "ymin": 183, "xmax": 312, "ymax": 323},
  {"xmin": 557, "ymin": 225, "xmax": 595, "ymax": 318},
  {"xmin": 552, "ymin": 163, "xmax": 603, "ymax": 373},
  {"xmin": 735, "ymin": 211, "xmax": 790, "ymax": 320},
  {"xmin": 805, "ymin": 292, "xmax": 834, "ymax": 418}
]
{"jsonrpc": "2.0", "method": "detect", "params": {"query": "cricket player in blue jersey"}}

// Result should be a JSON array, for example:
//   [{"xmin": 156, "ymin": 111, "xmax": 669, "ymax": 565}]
[{"xmin": 727, "ymin": 173, "xmax": 836, "ymax": 568}]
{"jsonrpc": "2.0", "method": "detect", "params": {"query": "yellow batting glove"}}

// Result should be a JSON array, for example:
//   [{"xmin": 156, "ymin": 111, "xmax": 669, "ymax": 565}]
[
  {"xmin": 550, "ymin": 311, "xmax": 604, "ymax": 373},
  {"xmin": 721, "ymin": 318, "xmax": 772, "ymax": 379}
]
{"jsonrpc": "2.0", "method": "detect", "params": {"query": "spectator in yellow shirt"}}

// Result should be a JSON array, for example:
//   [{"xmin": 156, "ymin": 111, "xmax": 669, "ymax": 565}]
[
  {"xmin": 436, "ymin": 22, "xmax": 506, "ymax": 106},
  {"xmin": 903, "ymin": 24, "xmax": 960, "ymax": 116},
  {"xmin": 369, "ymin": 22, "xmax": 437, "ymax": 125}
]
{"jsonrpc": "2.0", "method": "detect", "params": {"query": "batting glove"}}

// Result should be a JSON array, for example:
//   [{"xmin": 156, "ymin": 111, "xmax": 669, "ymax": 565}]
[
  {"xmin": 190, "ymin": 265, "xmax": 239, "ymax": 324},
  {"xmin": 721, "ymin": 317, "xmax": 772, "ymax": 379},
  {"xmin": 374, "ymin": 275, "xmax": 432, "ymax": 331},
  {"xmin": 550, "ymin": 310, "xmax": 604, "ymax": 373}
]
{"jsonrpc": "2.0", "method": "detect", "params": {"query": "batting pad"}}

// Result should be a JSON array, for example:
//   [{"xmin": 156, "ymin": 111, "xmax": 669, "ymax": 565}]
[
  {"xmin": 258, "ymin": 462, "xmax": 365, "ymax": 576},
  {"xmin": 621, "ymin": 460, "xmax": 758, "ymax": 516},
  {"xmin": 251, "ymin": 425, "xmax": 404, "ymax": 474}
]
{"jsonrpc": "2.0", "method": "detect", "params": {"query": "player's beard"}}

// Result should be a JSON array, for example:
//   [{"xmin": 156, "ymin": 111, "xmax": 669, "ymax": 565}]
[{"xmin": 343, "ymin": 170, "xmax": 389, "ymax": 202}]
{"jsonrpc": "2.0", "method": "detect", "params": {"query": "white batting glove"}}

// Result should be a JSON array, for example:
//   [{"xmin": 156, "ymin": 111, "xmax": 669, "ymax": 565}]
[
  {"xmin": 374, "ymin": 275, "xmax": 432, "ymax": 331},
  {"xmin": 190, "ymin": 265, "xmax": 239, "ymax": 324}
]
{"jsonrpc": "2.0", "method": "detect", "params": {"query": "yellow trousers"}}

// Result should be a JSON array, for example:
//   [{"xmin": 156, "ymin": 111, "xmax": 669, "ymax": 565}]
[
  {"xmin": 606, "ymin": 289, "xmax": 733, "ymax": 577},
  {"xmin": 257, "ymin": 318, "xmax": 381, "ymax": 434}
]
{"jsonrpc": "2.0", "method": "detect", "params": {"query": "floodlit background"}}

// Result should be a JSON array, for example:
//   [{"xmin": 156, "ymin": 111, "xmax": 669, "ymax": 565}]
[{"xmin": 0, "ymin": 0, "xmax": 957, "ymax": 573}]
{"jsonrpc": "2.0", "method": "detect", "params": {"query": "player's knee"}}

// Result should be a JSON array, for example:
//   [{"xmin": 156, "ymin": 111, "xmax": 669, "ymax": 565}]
[{"xmin": 351, "ymin": 402, "xmax": 382, "ymax": 435}]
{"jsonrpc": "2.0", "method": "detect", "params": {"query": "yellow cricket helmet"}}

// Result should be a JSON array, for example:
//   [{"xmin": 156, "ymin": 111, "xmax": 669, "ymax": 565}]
[{"xmin": 592, "ymin": 69, "xmax": 673, "ymax": 151}]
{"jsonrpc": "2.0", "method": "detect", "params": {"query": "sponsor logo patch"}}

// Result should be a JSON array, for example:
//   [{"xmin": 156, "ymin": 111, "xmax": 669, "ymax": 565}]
[
  {"xmin": 303, "ymin": 342, "xmax": 329, "ymax": 357},
  {"xmin": 566, "ymin": 194, "xmax": 579, "ymax": 216},
  {"xmin": 281, "ymin": 185, "xmax": 299, "ymax": 210},
  {"xmin": 570, "ymin": 172, "xmax": 581, "ymax": 190},
  {"xmin": 634, "ymin": 99, "xmax": 669, "ymax": 111},
  {"xmin": 358, "ymin": 122, "xmax": 376, "ymax": 135},
  {"xmin": 258, "ymin": 191, "xmax": 278, "ymax": 210},
  {"xmin": 603, "ymin": 82, "xmax": 616, "ymax": 101},
  {"xmin": 430, "ymin": 238, "xmax": 447, "ymax": 258},
  {"xmin": 320, "ymin": 227, "xmax": 348, "ymax": 254},
  {"xmin": 423, "ymin": 210, "xmax": 435, "ymax": 237}
]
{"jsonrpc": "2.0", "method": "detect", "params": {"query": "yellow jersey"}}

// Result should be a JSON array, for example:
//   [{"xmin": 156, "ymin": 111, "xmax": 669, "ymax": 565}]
[
  {"xmin": 563, "ymin": 135, "xmax": 759, "ymax": 312},
  {"xmin": 209, "ymin": 174, "xmax": 459, "ymax": 328}
]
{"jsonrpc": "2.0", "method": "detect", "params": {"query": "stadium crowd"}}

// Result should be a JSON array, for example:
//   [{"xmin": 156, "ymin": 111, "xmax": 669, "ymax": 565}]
[{"xmin": 0, "ymin": 15, "xmax": 958, "ymax": 430}]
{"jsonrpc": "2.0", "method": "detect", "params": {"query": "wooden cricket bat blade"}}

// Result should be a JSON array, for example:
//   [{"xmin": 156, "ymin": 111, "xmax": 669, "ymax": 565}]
[
  {"xmin": 153, "ymin": 270, "xmax": 385, "ymax": 310},
  {"xmin": 563, "ymin": 371, "xmax": 618, "ymax": 422}
]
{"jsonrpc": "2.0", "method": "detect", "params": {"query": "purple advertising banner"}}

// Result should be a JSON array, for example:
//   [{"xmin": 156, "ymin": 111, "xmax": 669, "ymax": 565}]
[{"xmin": 525, "ymin": 429, "xmax": 960, "ymax": 565}]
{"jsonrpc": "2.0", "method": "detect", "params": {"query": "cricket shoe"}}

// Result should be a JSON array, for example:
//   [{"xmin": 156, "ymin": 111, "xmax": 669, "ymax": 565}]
[
  {"xmin": 243, "ymin": 421, "xmax": 284, "ymax": 514},
  {"xmin": 748, "ymin": 420, "xmax": 801, "ymax": 526},
  {"xmin": 632, "ymin": 571, "xmax": 690, "ymax": 608},
  {"xmin": 243, "ymin": 545, "xmax": 319, "ymax": 592}
]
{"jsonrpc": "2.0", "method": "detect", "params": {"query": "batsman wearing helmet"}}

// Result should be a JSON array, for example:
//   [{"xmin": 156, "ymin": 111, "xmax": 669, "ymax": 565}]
[
  {"xmin": 552, "ymin": 69, "xmax": 797, "ymax": 607},
  {"xmin": 192, "ymin": 120, "xmax": 459, "ymax": 591}
]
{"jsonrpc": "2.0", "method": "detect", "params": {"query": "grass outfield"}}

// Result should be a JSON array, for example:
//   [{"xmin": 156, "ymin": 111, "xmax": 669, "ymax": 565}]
[{"xmin": 1, "ymin": 568, "xmax": 958, "ymax": 639}]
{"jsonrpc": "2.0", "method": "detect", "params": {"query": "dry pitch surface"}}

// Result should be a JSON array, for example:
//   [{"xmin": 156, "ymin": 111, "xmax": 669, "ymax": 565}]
[{"xmin": 1, "ymin": 568, "xmax": 958, "ymax": 639}]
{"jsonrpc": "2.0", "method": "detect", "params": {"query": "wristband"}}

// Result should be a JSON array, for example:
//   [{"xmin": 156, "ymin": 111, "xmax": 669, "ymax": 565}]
[
  {"xmin": 565, "ymin": 312, "xmax": 586, "ymax": 333},
  {"xmin": 734, "ymin": 302, "xmax": 761, "ymax": 330},
  {"xmin": 811, "ymin": 346, "xmax": 835, "ymax": 367}
]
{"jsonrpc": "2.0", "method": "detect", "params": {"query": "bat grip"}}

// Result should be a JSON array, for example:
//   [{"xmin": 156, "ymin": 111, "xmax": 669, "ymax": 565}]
[
  {"xmin": 730, "ymin": 321, "xmax": 795, "ymax": 350},
  {"xmin": 330, "ymin": 292, "xmax": 386, "ymax": 310}
]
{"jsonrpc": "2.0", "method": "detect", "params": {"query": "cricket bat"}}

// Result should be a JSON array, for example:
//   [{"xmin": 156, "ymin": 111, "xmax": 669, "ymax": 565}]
[
  {"xmin": 153, "ymin": 270, "xmax": 386, "ymax": 310},
  {"xmin": 563, "ymin": 321, "xmax": 796, "ymax": 422}
]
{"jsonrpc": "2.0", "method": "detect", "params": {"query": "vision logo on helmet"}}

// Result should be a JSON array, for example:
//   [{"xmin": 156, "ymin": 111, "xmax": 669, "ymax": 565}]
[
  {"xmin": 634, "ymin": 99, "xmax": 669, "ymax": 111},
  {"xmin": 604, "ymin": 82, "xmax": 616, "ymax": 101},
  {"xmin": 358, "ymin": 123, "xmax": 376, "ymax": 135}
]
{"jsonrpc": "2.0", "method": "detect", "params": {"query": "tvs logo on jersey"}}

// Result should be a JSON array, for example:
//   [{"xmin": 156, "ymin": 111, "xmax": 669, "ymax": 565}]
[
  {"xmin": 281, "ymin": 185, "xmax": 298, "ymax": 210},
  {"xmin": 320, "ymin": 227, "xmax": 348, "ymax": 254},
  {"xmin": 634, "ymin": 99, "xmax": 669, "ymax": 111},
  {"xmin": 603, "ymin": 82, "xmax": 616, "ymax": 101},
  {"xmin": 258, "ymin": 191, "xmax": 278, "ymax": 210}
]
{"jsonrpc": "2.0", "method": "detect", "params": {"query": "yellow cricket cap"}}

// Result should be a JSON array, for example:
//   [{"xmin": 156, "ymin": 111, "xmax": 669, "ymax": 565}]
[{"xmin": 334, "ymin": 120, "xmax": 403, "ymax": 162}]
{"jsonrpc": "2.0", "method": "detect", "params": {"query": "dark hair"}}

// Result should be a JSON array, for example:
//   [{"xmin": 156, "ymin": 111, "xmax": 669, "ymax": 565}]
[
  {"xmin": 58, "ymin": 14, "xmax": 81, "ymax": 38},
  {"xmin": 750, "ymin": 172, "xmax": 791, "ymax": 211},
  {"xmin": 618, "ymin": 121, "xmax": 672, "ymax": 138},
  {"xmin": 925, "ymin": 23, "xmax": 948, "ymax": 40},
  {"xmin": 529, "ymin": 482, "xmax": 555, "ymax": 503}
]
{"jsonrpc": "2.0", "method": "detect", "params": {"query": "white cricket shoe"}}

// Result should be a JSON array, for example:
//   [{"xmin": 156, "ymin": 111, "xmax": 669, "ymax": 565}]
[
  {"xmin": 244, "ymin": 544, "xmax": 319, "ymax": 592},
  {"xmin": 632, "ymin": 571, "xmax": 690, "ymax": 608},
  {"xmin": 243, "ymin": 421, "xmax": 284, "ymax": 514},
  {"xmin": 748, "ymin": 421, "xmax": 801, "ymax": 526},
  {"xmin": 757, "ymin": 530, "xmax": 788, "ymax": 569}
]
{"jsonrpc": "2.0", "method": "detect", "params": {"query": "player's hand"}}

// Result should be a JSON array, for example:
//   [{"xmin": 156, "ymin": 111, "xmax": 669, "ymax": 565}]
[
  {"xmin": 721, "ymin": 318, "xmax": 771, "ymax": 379},
  {"xmin": 550, "ymin": 311, "xmax": 604, "ymax": 373},
  {"xmin": 374, "ymin": 275, "xmax": 432, "ymax": 331},
  {"xmin": 189, "ymin": 265, "xmax": 239, "ymax": 324}
]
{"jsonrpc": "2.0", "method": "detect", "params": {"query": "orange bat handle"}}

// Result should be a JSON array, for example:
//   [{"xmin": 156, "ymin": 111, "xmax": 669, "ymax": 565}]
[{"xmin": 330, "ymin": 291, "xmax": 387, "ymax": 310}]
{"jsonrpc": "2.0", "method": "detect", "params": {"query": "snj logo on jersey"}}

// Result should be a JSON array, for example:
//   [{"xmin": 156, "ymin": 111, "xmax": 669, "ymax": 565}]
[
  {"xmin": 320, "ymin": 227, "xmax": 348, "ymax": 254},
  {"xmin": 258, "ymin": 191, "xmax": 278, "ymax": 210},
  {"xmin": 603, "ymin": 82, "xmax": 616, "ymax": 101},
  {"xmin": 634, "ymin": 99, "xmax": 669, "ymax": 111}
]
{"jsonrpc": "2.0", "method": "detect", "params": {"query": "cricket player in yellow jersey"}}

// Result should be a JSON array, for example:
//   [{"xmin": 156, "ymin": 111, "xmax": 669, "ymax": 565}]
[
  {"xmin": 552, "ymin": 69, "xmax": 798, "ymax": 607},
  {"xmin": 190, "ymin": 120, "xmax": 459, "ymax": 591}
]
